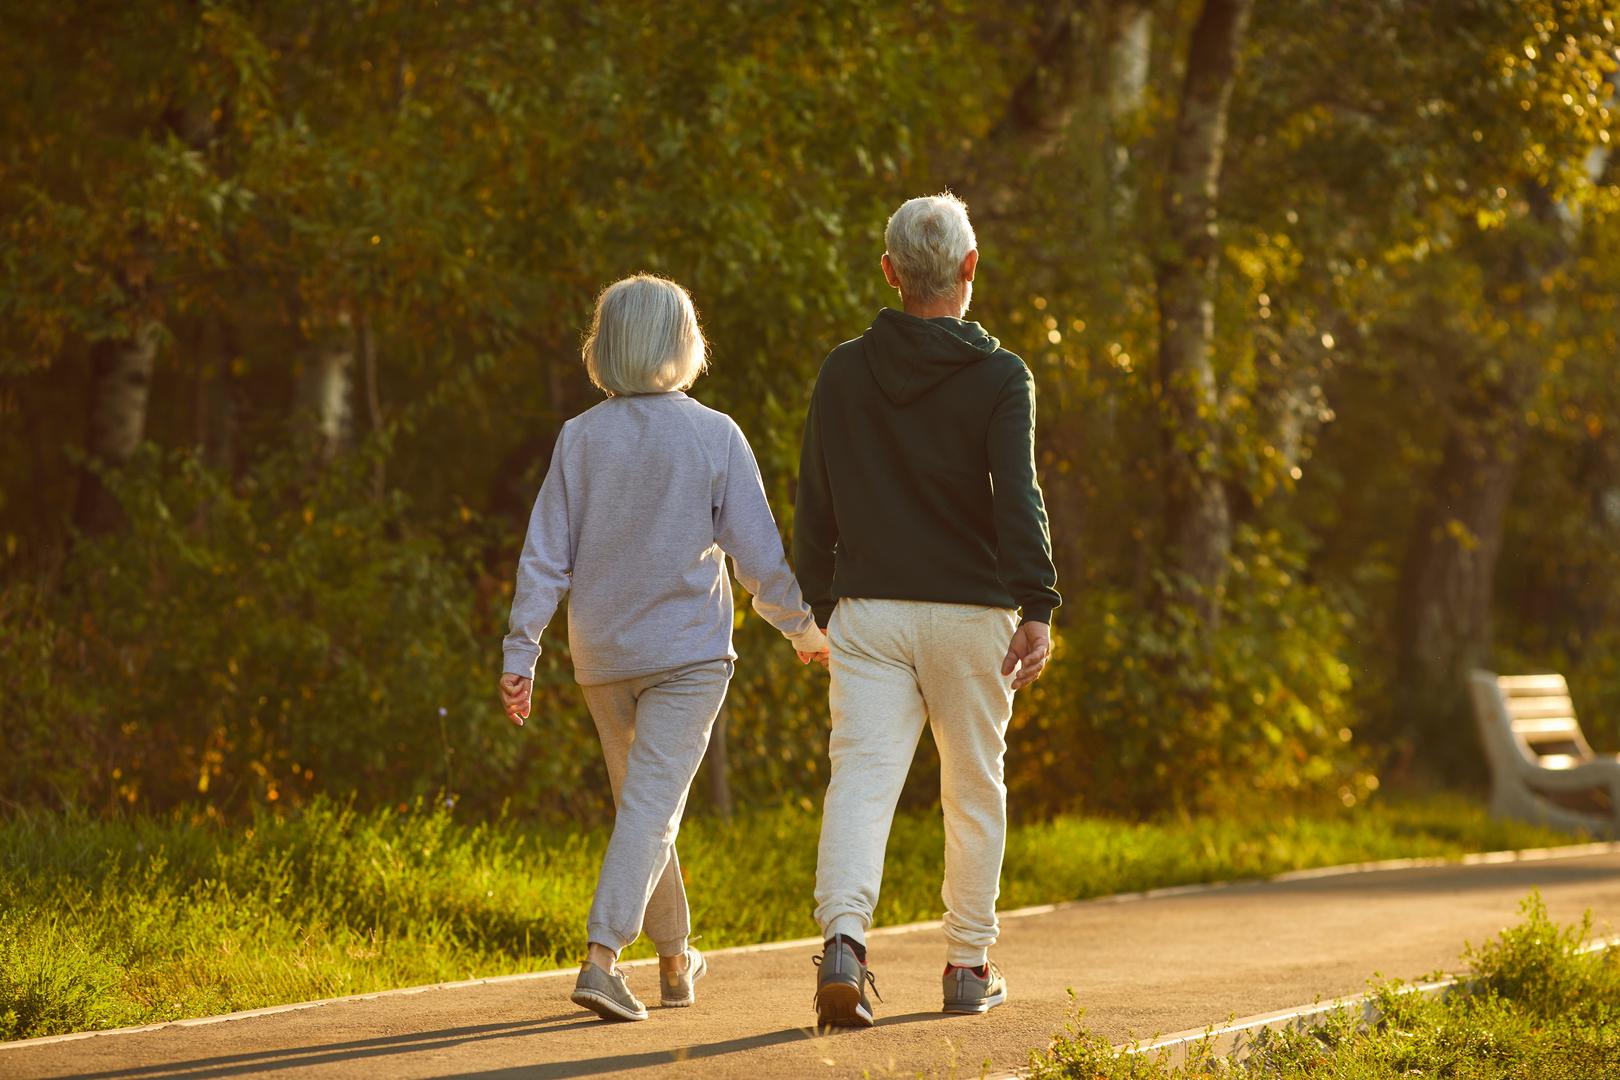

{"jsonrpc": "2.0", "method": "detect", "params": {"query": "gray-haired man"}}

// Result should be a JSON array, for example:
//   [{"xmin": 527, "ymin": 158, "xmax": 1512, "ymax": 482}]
[{"xmin": 795, "ymin": 193, "xmax": 1060, "ymax": 1026}]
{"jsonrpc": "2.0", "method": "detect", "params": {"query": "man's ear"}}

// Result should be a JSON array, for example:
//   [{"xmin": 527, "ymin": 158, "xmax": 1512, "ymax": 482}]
[
  {"xmin": 881, "ymin": 252, "xmax": 903, "ymax": 291},
  {"xmin": 962, "ymin": 249, "xmax": 979, "ymax": 282}
]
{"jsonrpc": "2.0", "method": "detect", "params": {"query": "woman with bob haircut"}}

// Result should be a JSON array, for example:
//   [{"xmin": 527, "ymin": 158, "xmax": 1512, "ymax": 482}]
[{"xmin": 498, "ymin": 274, "xmax": 829, "ymax": 1022}]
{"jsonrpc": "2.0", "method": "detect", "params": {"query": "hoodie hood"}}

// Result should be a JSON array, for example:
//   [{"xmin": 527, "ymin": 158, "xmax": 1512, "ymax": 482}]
[{"xmin": 861, "ymin": 307, "xmax": 1000, "ymax": 405}]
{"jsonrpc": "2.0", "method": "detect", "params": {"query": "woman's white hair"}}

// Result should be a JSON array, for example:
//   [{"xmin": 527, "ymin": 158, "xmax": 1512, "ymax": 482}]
[
  {"xmin": 883, "ymin": 193, "xmax": 976, "ymax": 305},
  {"xmin": 583, "ymin": 274, "xmax": 707, "ymax": 396}
]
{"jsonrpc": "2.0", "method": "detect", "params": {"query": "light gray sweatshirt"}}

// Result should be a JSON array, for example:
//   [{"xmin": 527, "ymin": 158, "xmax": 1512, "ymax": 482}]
[{"xmin": 503, "ymin": 391, "xmax": 827, "ymax": 686}]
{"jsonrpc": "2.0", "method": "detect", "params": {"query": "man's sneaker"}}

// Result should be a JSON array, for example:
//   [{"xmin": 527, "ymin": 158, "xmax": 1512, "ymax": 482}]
[
  {"xmin": 570, "ymin": 961, "xmax": 649, "ymax": 1022},
  {"xmin": 943, "ymin": 960, "xmax": 1007, "ymax": 1014},
  {"xmin": 660, "ymin": 946, "xmax": 708, "ymax": 1007},
  {"xmin": 813, "ymin": 936, "xmax": 880, "ymax": 1028}
]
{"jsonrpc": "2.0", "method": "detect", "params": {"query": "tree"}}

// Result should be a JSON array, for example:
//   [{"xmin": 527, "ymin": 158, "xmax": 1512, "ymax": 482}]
[{"xmin": 1153, "ymin": 0, "xmax": 1252, "ymax": 627}]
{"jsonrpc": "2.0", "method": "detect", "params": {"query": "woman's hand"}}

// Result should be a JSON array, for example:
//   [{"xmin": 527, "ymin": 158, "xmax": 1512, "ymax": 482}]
[
  {"xmin": 797, "ymin": 649, "xmax": 830, "ymax": 669},
  {"xmin": 499, "ymin": 674, "xmax": 532, "ymax": 726}
]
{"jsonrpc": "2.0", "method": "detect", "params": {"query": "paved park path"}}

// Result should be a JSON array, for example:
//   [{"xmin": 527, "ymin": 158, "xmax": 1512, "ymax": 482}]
[{"xmin": 7, "ymin": 846, "xmax": 1620, "ymax": 1080}]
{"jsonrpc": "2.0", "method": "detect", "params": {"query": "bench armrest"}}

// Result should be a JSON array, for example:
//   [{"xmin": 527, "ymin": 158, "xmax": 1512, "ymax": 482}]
[{"xmin": 1518, "ymin": 755, "xmax": 1620, "ymax": 792}]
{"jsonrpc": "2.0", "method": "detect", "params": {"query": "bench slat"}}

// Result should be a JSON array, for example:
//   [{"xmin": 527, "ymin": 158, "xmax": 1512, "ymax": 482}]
[
  {"xmin": 1513, "ymin": 716, "xmax": 1581, "ymax": 733},
  {"xmin": 1506, "ymin": 696, "xmax": 1577, "ymax": 720},
  {"xmin": 1498, "ymin": 674, "xmax": 1569, "ymax": 695}
]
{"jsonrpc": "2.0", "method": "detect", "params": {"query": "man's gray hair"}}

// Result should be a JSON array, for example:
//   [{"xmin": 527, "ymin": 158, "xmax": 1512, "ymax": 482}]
[
  {"xmin": 883, "ymin": 193, "xmax": 976, "ymax": 304},
  {"xmin": 583, "ymin": 274, "xmax": 707, "ymax": 396}
]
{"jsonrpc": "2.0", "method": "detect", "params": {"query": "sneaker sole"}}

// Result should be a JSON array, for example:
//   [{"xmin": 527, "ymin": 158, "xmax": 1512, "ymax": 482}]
[
  {"xmin": 570, "ymin": 987, "xmax": 648, "ymax": 1022},
  {"xmin": 943, "ymin": 987, "xmax": 1007, "ymax": 1015},
  {"xmin": 815, "ymin": 980, "xmax": 874, "ymax": 1029}
]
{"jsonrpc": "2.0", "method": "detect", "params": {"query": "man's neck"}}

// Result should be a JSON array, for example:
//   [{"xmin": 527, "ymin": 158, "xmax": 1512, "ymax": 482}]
[{"xmin": 901, "ymin": 299, "xmax": 964, "ymax": 319}]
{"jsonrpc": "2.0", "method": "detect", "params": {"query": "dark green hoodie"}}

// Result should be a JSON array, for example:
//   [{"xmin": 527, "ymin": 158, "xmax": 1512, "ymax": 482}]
[{"xmin": 793, "ymin": 308, "xmax": 1060, "ymax": 628}]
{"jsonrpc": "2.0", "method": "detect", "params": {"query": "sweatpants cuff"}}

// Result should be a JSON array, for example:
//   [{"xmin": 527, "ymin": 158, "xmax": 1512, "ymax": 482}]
[
  {"xmin": 652, "ymin": 934, "xmax": 689, "ymax": 958},
  {"xmin": 586, "ymin": 924, "xmax": 633, "ymax": 956},
  {"xmin": 825, "ymin": 913, "xmax": 867, "ymax": 945},
  {"xmin": 946, "ymin": 943, "xmax": 990, "ymax": 968}
]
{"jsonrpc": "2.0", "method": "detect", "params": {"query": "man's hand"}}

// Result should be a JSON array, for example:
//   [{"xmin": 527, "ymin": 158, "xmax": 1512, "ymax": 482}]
[
  {"xmin": 1001, "ymin": 621, "xmax": 1051, "ymax": 691},
  {"xmin": 499, "ymin": 673, "xmax": 532, "ymax": 726},
  {"xmin": 797, "ymin": 649, "xmax": 830, "ymax": 669}
]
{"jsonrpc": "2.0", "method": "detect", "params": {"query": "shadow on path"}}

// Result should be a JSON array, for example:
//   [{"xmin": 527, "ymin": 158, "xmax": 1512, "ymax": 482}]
[
  {"xmin": 56, "ymin": 1015, "xmax": 597, "ymax": 1080},
  {"xmin": 56, "ymin": 1012, "xmax": 949, "ymax": 1080},
  {"xmin": 441, "ymin": 1013, "xmax": 949, "ymax": 1079}
]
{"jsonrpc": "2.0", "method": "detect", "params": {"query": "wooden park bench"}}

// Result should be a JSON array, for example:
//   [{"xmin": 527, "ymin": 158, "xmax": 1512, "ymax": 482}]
[{"xmin": 1467, "ymin": 670, "xmax": 1620, "ymax": 840}]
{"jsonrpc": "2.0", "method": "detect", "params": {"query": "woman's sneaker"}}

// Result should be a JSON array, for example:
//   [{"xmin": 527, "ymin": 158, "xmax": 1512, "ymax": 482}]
[
  {"xmin": 660, "ymin": 946, "xmax": 708, "ymax": 1007},
  {"xmin": 570, "ymin": 961, "xmax": 649, "ymax": 1022},
  {"xmin": 942, "ymin": 960, "xmax": 1007, "ymax": 1014},
  {"xmin": 814, "ymin": 935, "xmax": 880, "ymax": 1028}
]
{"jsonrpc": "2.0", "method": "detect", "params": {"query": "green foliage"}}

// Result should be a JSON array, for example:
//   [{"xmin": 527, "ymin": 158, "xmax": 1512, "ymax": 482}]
[
  {"xmin": 1029, "ymin": 894, "xmax": 1620, "ymax": 1079},
  {"xmin": 1, "ymin": 444, "xmax": 525, "ymax": 814},
  {"xmin": 0, "ymin": 914, "xmax": 134, "ymax": 1042},
  {"xmin": 0, "ymin": 794, "xmax": 1579, "ymax": 1040},
  {"xmin": 1014, "ymin": 529, "xmax": 1366, "ymax": 815},
  {"xmin": 3, "ymin": 1, "xmax": 1620, "ymax": 817},
  {"xmin": 1464, "ymin": 891, "xmax": 1603, "ymax": 1018}
]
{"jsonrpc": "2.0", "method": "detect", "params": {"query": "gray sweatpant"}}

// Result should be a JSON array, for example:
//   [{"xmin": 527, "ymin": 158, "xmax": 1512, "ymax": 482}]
[
  {"xmin": 814, "ymin": 598, "xmax": 1018, "ymax": 967},
  {"xmin": 580, "ymin": 659, "xmax": 731, "ymax": 956}
]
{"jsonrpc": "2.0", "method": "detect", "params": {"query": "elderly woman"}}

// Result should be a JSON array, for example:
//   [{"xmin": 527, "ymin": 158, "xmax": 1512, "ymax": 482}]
[{"xmin": 499, "ymin": 274, "xmax": 828, "ymax": 1022}]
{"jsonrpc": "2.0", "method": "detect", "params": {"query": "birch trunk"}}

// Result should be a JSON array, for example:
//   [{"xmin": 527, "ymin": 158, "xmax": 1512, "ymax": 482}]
[
  {"xmin": 74, "ymin": 322, "xmax": 160, "ymax": 534},
  {"xmin": 301, "ymin": 314, "xmax": 355, "ymax": 463}
]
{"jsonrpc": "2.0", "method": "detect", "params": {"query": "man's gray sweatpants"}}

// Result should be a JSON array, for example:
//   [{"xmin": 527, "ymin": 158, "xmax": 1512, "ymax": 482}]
[
  {"xmin": 814, "ymin": 598, "xmax": 1018, "ymax": 967},
  {"xmin": 580, "ymin": 659, "xmax": 731, "ymax": 957}
]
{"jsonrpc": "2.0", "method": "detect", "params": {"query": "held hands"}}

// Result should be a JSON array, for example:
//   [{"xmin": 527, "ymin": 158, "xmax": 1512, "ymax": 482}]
[
  {"xmin": 499, "ymin": 673, "xmax": 532, "ymax": 726},
  {"xmin": 1002, "ymin": 621, "xmax": 1051, "ymax": 691},
  {"xmin": 796, "ymin": 623, "xmax": 831, "ymax": 670}
]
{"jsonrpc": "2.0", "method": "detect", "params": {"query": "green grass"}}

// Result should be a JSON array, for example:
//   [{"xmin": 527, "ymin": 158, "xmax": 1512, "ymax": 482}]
[
  {"xmin": 1029, "ymin": 894, "xmax": 1620, "ymax": 1079},
  {"xmin": 0, "ymin": 794, "xmax": 1587, "ymax": 1042}
]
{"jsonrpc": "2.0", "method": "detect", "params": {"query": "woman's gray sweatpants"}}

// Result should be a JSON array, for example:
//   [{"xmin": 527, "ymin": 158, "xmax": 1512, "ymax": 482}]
[{"xmin": 579, "ymin": 659, "xmax": 731, "ymax": 957}]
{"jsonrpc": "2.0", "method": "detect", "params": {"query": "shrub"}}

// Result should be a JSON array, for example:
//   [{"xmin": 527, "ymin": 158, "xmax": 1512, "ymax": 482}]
[
  {"xmin": 1012, "ymin": 527, "xmax": 1371, "ymax": 815},
  {"xmin": 0, "ymin": 445, "xmax": 600, "ymax": 818}
]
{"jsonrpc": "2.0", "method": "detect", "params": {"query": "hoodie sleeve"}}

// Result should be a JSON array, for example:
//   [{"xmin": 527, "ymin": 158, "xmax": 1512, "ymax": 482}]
[
  {"xmin": 792, "ymin": 368, "xmax": 838, "ymax": 628},
  {"xmin": 715, "ymin": 420, "xmax": 828, "ymax": 653},
  {"xmin": 502, "ymin": 425, "xmax": 574, "ymax": 679},
  {"xmin": 987, "ymin": 362, "xmax": 1061, "ymax": 624}
]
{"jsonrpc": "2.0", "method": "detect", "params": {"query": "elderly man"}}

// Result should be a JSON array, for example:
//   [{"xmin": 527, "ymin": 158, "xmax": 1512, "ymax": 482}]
[{"xmin": 795, "ymin": 192, "xmax": 1060, "ymax": 1026}]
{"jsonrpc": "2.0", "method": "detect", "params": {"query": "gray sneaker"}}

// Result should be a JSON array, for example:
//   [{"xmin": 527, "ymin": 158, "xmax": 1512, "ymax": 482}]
[
  {"xmin": 943, "ymin": 960, "xmax": 1007, "ymax": 1014},
  {"xmin": 660, "ymin": 946, "xmax": 708, "ymax": 1007},
  {"xmin": 570, "ymin": 961, "xmax": 648, "ymax": 1022},
  {"xmin": 814, "ymin": 937, "xmax": 879, "ymax": 1028}
]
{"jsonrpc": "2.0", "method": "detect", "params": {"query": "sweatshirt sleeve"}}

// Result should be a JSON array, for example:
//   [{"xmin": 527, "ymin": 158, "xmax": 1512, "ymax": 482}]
[
  {"xmin": 715, "ymin": 420, "xmax": 828, "ymax": 653},
  {"xmin": 791, "ymin": 372, "xmax": 838, "ymax": 628},
  {"xmin": 502, "ymin": 427, "xmax": 575, "ymax": 679},
  {"xmin": 987, "ymin": 362, "xmax": 1061, "ymax": 624}
]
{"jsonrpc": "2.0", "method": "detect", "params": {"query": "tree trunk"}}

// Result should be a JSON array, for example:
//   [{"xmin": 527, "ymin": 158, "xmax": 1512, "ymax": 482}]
[
  {"xmin": 74, "ymin": 322, "xmax": 160, "ymax": 535},
  {"xmin": 1394, "ymin": 386, "xmax": 1527, "ymax": 776},
  {"xmin": 705, "ymin": 701, "xmax": 734, "ymax": 821},
  {"xmin": 195, "ymin": 316, "xmax": 239, "ymax": 476},
  {"xmin": 360, "ymin": 315, "xmax": 385, "ymax": 497},
  {"xmin": 1392, "ymin": 181, "xmax": 1579, "ymax": 775},
  {"xmin": 1103, "ymin": 0, "xmax": 1153, "ymax": 152},
  {"xmin": 955, "ymin": 1, "xmax": 1086, "ymax": 215},
  {"xmin": 1153, "ymin": 0, "xmax": 1252, "ymax": 628},
  {"xmin": 301, "ymin": 313, "xmax": 354, "ymax": 463}
]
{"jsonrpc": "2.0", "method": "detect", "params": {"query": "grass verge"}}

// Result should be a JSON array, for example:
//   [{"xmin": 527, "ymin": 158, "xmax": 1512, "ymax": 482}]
[
  {"xmin": 0, "ymin": 793, "xmax": 1589, "ymax": 1041},
  {"xmin": 1028, "ymin": 894, "xmax": 1620, "ymax": 1079}
]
